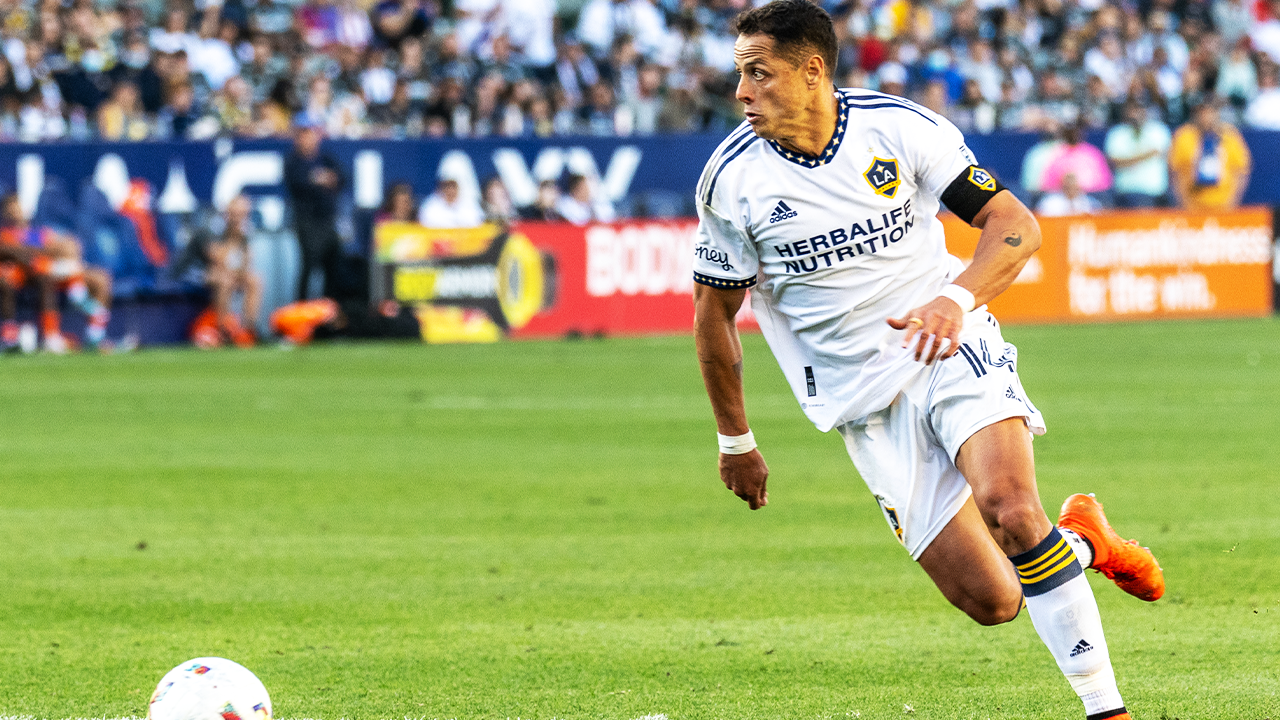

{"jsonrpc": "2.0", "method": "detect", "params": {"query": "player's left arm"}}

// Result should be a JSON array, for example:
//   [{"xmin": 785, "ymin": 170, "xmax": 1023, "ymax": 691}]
[
  {"xmin": 892, "ymin": 189, "xmax": 1040, "ymax": 363},
  {"xmin": 952, "ymin": 190, "xmax": 1042, "ymax": 308},
  {"xmin": 889, "ymin": 120, "xmax": 1045, "ymax": 363}
]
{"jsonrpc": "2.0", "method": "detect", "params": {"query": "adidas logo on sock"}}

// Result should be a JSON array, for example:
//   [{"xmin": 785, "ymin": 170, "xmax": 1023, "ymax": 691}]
[
  {"xmin": 769, "ymin": 201, "xmax": 798, "ymax": 223},
  {"xmin": 1068, "ymin": 639, "xmax": 1094, "ymax": 657}
]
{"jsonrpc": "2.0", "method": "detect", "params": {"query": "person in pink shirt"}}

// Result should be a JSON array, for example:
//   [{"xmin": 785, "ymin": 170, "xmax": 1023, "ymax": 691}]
[{"xmin": 1040, "ymin": 123, "xmax": 1114, "ymax": 194}]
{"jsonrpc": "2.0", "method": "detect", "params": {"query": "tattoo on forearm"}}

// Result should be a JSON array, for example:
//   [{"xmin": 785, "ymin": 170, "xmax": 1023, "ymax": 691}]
[
  {"xmin": 732, "ymin": 361, "xmax": 743, "ymax": 380},
  {"xmin": 1003, "ymin": 232, "xmax": 1022, "ymax": 247}
]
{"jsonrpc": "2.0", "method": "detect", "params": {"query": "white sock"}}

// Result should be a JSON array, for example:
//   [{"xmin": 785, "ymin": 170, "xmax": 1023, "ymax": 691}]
[
  {"xmin": 1011, "ymin": 527, "xmax": 1125, "ymax": 719},
  {"xmin": 1060, "ymin": 527, "xmax": 1094, "ymax": 567}
]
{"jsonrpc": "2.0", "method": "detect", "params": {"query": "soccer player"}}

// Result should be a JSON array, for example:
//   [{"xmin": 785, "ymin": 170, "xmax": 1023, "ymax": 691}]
[
  {"xmin": 206, "ymin": 194, "xmax": 263, "ymax": 347},
  {"xmin": 0, "ymin": 193, "xmax": 113, "ymax": 352},
  {"xmin": 691, "ymin": 3, "xmax": 1163, "ymax": 718}
]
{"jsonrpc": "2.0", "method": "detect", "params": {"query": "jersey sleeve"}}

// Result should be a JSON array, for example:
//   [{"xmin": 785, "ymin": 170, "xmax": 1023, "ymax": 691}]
[
  {"xmin": 692, "ymin": 195, "xmax": 759, "ymax": 290},
  {"xmin": 908, "ymin": 114, "xmax": 978, "ymax": 199}
]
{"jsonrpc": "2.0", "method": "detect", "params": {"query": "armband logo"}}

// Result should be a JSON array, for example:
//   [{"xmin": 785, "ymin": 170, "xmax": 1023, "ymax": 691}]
[
  {"xmin": 863, "ymin": 157, "xmax": 901, "ymax": 199},
  {"xmin": 967, "ymin": 166, "xmax": 997, "ymax": 192}
]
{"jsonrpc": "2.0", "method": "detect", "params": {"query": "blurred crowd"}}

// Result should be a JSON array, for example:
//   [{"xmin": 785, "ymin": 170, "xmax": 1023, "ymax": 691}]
[{"xmin": 0, "ymin": 0, "xmax": 1277, "ymax": 143}]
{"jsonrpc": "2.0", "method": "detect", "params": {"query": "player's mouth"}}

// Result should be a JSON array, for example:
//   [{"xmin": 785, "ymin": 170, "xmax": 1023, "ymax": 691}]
[{"xmin": 744, "ymin": 111, "xmax": 762, "ymax": 125}]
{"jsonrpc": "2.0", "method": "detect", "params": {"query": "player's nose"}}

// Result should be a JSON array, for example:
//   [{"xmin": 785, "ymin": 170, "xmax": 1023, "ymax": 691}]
[{"xmin": 735, "ymin": 75, "xmax": 752, "ymax": 104}]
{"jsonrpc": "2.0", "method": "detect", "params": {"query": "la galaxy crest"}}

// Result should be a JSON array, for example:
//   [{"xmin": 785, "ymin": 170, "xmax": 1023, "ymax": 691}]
[
  {"xmin": 967, "ymin": 166, "xmax": 997, "ymax": 191},
  {"xmin": 863, "ymin": 157, "xmax": 900, "ymax": 198}
]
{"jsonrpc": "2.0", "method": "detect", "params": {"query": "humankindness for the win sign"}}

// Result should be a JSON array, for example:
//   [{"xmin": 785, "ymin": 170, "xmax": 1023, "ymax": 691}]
[{"xmin": 942, "ymin": 208, "xmax": 1274, "ymax": 323}]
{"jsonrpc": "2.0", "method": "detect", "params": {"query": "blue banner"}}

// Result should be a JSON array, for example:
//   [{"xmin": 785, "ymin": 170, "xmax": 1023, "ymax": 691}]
[{"xmin": 0, "ymin": 130, "xmax": 1277, "ymax": 222}]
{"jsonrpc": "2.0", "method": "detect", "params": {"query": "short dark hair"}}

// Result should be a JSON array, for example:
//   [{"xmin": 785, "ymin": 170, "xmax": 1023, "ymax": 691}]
[{"xmin": 732, "ymin": 0, "xmax": 837, "ymax": 77}]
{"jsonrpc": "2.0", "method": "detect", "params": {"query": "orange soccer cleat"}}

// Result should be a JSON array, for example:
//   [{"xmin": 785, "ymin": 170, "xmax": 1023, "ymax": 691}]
[{"xmin": 1059, "ymin": 493, "xmax": 1165, "ymax": 602}]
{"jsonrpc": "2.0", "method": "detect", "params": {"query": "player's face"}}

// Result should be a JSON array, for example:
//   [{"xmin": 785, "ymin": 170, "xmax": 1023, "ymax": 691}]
[{"xmin": 734, "ymin": 34, "xmax": 808, "ymax": 140}]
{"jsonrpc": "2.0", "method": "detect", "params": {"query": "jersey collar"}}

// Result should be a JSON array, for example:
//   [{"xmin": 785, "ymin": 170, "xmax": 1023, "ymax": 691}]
[{"xmin": 766, "ymin": 91, "xmax": 849, "ymax": 169}]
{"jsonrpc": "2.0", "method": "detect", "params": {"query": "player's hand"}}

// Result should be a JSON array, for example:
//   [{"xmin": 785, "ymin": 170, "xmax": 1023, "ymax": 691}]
[
  {"xmin": 719, "ymin": 449, "xmax": 769, "ymax": 510},
  {"xmin": 887, "ymin": 296, "xmax": 965, "ymax": 365}
]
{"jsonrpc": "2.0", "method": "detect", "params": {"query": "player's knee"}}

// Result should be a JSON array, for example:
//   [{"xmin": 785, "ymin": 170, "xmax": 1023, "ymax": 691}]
[
  {"xmin": 995, "ymin": 501, "xmax": 1044, "ymax": 538},
  {"xmin": 967, "ymin": 586, "xmax": 1023, "ymax": 626},
  {"xmin": 946, "ymin": 575, "xmax": 1023, "ymax": 626},
  {"xmin": 961, "ymin": 594, "xmax": 1021, "ymax": 626},
  {"xmin": 974, "ymin": 488, "xmax": 1041, "ymax": 533}
]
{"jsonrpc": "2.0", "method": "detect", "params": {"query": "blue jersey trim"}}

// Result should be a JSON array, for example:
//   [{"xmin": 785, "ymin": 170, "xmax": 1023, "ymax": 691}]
[
  {"xmin": 693, "ymin": 272, "xmax": 757, "ymax": 290},
  {"xmin": 844, "ymin": 98, "xmax": 939, "ymax": 126},
  {"xmin": 703, "ymin": 136, "xmax": 759, "ymax": 204},
  {"xmin": 957, "ymin": 343, "xmax": 987, "ymax": 377},
  {"xmin": 767, "ymin": 97, "xmax": 851, "ymax": 169},
  {"xmin": 698, "ymin": 124, "xmax": 755, "ymax": 199}
]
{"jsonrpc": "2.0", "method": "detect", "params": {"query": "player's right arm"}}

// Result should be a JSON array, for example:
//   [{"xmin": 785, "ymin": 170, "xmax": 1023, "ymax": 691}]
[
  {"xmin": 694, "ymin": 282, "xmax": 769, "ymax": 510},
  {"xmin": 691, "ymin": 149, "xmax": 768, "ymax": 510}
]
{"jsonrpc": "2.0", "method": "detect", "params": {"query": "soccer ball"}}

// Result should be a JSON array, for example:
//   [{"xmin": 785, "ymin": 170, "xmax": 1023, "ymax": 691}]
[{"xmin": 147, "ymin": 657, "xmax": 272, "ymax": 720}]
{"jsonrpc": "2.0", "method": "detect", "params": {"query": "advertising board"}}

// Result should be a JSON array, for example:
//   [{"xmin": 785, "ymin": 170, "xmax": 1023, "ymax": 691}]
[
  {"xmin": 941, "ymin": 208, "xmax": 1274, "ymax": 322},
  {"xmin": 371, "ymin": 219, "xmax": 756, "ymax": 342},
  {"xmin": 373, "ymin": 209, "xmax": 1273, "ymax": 342}
]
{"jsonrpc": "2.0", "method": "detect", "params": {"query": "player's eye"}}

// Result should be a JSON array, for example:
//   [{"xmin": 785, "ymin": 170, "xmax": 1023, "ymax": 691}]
[{"xmin": 752, "ymin": 70, "xmax": 764, "ymax": 80}]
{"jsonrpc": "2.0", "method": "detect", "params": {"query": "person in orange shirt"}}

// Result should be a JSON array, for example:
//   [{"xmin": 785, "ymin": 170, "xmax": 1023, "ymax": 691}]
[
  {"xmin": 1168, "ymin": 97, "xmax": 1253, "ymax": 212},
  {"xmin": 0, "ymin": 193, "xmax": 114, "ymax": 352}
]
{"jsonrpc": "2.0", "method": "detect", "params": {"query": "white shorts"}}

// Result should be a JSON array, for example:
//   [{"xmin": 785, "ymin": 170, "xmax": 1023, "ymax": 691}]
[{"xmin": 836, "ymin": 312, "xmax": 1046, "ymax": 560}]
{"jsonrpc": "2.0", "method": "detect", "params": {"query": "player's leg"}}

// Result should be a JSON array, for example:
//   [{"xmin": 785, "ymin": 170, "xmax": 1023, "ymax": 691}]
[
  {"xmin": 295, "ymin": 221, "xmax": 320, "ymax": 301},
  {"xmin": 916, "ymin": 496, "xmax": 1022, "ymax": 625},
  {"xmin": 78, "ymin": 267, "xmax": 112, "ymax": 348},
  {"xmin": 840, "ymin": 389, "xmax": 1021, "ymax": 625},
  {"xmin": 36, "ymin": 273, "xmax": 67, "ymax": 353},
  {"xmin": 207, "ymin": 266, "xmax": 247, "ymax": 346},
  {"xmin": 240, "ymin": 268, "xmax": 262, "ymax": 330},
  {"xmin": 319, "ymin": 227, "xmax": 344, "ymax": 300},
  {"xmin": 0, "ymin": 267, "xmax": 20, "ymax": 351},
  {"xmin": 220, "ymin": 270, "xmax": 257, "ymax": 348},
  {"xmin": 957, "ymin": 418, "xmax": 1128, "ymax": 720},
  {"xmin": 0, "ymin": 271, "xmax": 17, "ymax": 351},
  {"xmin": 208, "ymin": 266, "xmax": 233, "ymax": 323},
  {"xmin": 956, "ymin": 418, "xmax": 1050, "ymax": 554}
]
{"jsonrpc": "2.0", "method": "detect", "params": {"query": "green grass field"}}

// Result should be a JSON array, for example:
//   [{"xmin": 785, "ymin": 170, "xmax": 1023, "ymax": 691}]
[{"xmin": 1, "ymin": 318, "xmax": 1278, "ymax": 720}]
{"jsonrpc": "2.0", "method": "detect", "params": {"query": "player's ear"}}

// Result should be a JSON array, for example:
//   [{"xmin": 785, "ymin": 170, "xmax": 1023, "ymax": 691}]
[{"xmin": 805, "ymin": 54, "xmax": 825, "ymax": 87}]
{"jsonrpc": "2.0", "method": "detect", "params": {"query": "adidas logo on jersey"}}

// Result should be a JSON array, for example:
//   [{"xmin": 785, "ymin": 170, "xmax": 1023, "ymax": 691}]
[
  {"xmin": 1068, "ymin": 639, "xmax": 1094, "ymax": 657},
  {"xmin": 769, "ymin": 201, "xmax": 798, "ymax": 223}
]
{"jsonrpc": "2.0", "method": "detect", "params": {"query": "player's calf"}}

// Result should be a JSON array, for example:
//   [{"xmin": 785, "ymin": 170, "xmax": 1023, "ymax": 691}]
[{"xmin": 917, "ymin": 499, "xmax": 1024, "ymax": 626}]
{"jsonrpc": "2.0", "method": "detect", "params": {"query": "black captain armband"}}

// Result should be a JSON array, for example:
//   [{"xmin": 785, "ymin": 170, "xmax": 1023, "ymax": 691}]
[{"xmin": 940, "ymin": 165, "xmax": 1007, "ymax": 225}]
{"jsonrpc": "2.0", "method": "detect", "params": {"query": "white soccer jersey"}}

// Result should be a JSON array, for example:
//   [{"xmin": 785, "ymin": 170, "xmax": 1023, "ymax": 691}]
[{"xmin": 693, "ymin": 88, "xmax": 983, "ymax": 432}]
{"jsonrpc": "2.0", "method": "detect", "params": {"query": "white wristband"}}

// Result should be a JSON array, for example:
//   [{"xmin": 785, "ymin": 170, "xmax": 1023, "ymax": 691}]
[
  {"xmin": 938, "ymin": 284, "xmax": 976, "ymax": 314},
  {"xmin": 717, "ymin": 430, "xmax": 757, "ymax": 455}
]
